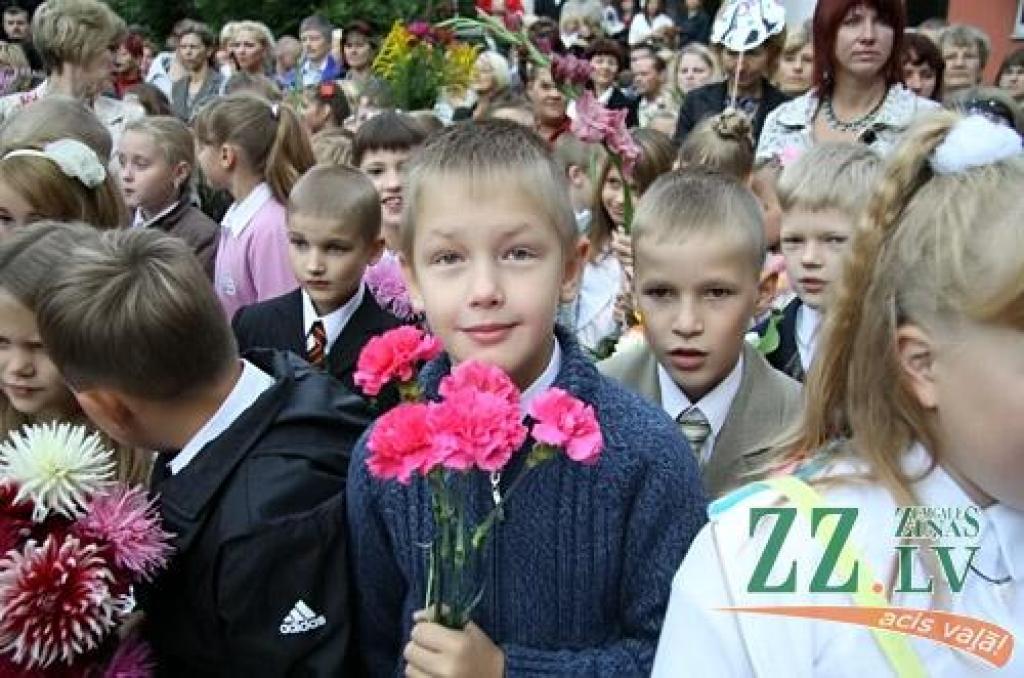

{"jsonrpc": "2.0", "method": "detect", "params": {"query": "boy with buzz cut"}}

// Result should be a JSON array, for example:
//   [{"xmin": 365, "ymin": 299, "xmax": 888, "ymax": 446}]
[
  {"xmin": 232, "ymin": 164, "xmax": 403, "ymax": 403},
  {"xmin": 31, "ymin": 225, "xmax": 372, "ymax": 676},
  {"xmin": 755, "ymin": 143, "xmax": 882, "ymax": 382},
  {"xmin": 347, "ymin": 120, "xmax": 707, "ymax": 678},
  {"xmin": 600, "ymin": 170, "xmax": 802, "ymax": 498}
]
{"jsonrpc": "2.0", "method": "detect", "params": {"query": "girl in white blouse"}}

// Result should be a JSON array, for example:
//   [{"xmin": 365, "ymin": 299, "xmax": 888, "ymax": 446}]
[{"xmin": 654, "ymin": 111, "xmax": 1024, "ymax": 677}]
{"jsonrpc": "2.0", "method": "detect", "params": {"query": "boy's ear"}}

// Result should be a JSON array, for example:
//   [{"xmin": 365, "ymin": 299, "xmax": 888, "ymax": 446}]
[
  {"xmin": 895, "ymin": 324, "xmax": 938, "ymax": 410},
  {"xmin": 559, "ymin": 235, "xmax": 590, "ymax": 303},
  {"xmin": 220, "ymin": 144, "xmax": 237, "ymax": 170},
  {"xmin": 73, "ymin": 388, "xmax": 138, "ymax": 447},
  {"xmin": 172, "ymin": 161, "xmax": 191, "ymax": 192},
  {"xmin": 566, "ymin": 164, "xmax": 584, "ymax": 188}
]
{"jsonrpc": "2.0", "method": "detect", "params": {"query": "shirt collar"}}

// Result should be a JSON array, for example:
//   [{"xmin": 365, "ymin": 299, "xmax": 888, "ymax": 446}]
[
  {"xmin": 519, "ymin": 338, "xmax": 562, "ymax": 418},
  {"xmin": 132, "ymin": 200, "xmax": 180, "ymax": 229},
  {"xmin": 301, "ymin": 283, "xmax": 365, "ymax": 355},
  {"xmin": 779, "ymin": 85, "xmax": 921, "ymax": 129},
  {"xmin": 657, "ymin": 353, "xmax": 744, "ymax": 440},
  {"xmin": 796, "ymin": 304, "xmax": 821, "ymax": 370},
  {"xmin": 221, "ymin": 183, "xmax": 273, "ymax": 237},
  {"xmin": 905, "ymin": 443, "xmax": 1024, "ymax": 583},
  {"xmin": 169, "ymin": 359, "xmax": 276, "ymax": 475}
]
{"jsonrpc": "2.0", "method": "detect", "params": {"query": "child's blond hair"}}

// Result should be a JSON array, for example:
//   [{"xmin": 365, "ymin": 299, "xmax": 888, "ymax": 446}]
[
  {"xmin": 633, "ymin": 169, "xmax": 765, "ymax": 274},
  {"xmin": 0, "ymin": 97, "xmax": 128, "ymax": 229},
  {"xmin": 194, "ymin": 93, "xmax": 314, "ymax": 203},
  {"xmin": 677, "ymin": 109, "xmax": 755, "ymax": 181},
  {"xmin": 777, "ymin": 142, "xmax": 883, "ymax": 220},
  {"xmin": 0, "ymin": 222, "xmax": 150, "ymax": 484},
  {"xmin": 788, "ymin": 111, "xmax": 1024, "ymax": 509},
  {"xmin": 34, "ymin": 228, "xmax": 238, "ymax": 402},
  {"xmin": 124, "ymin": 116, "xmax": 196, "ymax": 200},
  {"xmin": 287, "ymin": 165, "xmax": 381, "ymax": 244},
  {"xmin": 311, "ymin": 128, "xmax": 353, "ymax": 166},
  {"xmin": 401, "ymin": 120, "xmax": 576, "ymax": 259}
]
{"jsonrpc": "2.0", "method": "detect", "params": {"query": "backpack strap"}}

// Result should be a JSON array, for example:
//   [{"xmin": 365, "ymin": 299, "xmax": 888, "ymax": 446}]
[{"xmin": 757, "ymin": 475, "xmax": 928, "ymax": 678}]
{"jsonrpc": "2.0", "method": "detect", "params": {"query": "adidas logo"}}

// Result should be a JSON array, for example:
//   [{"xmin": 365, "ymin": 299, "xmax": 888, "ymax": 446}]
[{"xmin": 279, "ymin": 599, "xmax": 327, "ymax": 635}]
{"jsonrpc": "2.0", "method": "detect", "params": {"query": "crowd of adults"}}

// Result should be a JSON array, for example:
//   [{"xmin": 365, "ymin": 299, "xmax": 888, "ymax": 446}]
[{"xmin": 0, "ymin": 0, "xmax": 1018, "ymax": 156}]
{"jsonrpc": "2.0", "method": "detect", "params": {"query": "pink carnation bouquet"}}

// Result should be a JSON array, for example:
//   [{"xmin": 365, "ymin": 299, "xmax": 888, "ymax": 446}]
[
  {"xmin": 0, "ymin": 423, "xmax": 172, "ymax": 676},
  {"xmin": 355, "ymin": 327, "xmax": 603, "ymax": 629}
]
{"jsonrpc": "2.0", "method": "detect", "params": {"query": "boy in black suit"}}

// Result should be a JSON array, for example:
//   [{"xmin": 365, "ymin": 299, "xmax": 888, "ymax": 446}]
[
  {"xmin": 233, "ymin": 164, "xmax": 403, "ymax": 404},
  {"xmin": 29, "ymin": 225, "xmax": 367, "ymax": 675}
]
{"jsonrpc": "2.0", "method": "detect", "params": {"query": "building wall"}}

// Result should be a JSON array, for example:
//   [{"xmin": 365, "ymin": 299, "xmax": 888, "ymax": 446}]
[{"xmin": 944, "ymin": 0, "xmax": 1021, "ymax": 82}]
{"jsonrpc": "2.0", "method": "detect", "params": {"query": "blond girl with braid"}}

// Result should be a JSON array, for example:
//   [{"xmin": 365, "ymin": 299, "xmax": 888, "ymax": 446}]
[{"xmin": 653, "ymin": 110, "xmax": 1024, "ymax": 676}]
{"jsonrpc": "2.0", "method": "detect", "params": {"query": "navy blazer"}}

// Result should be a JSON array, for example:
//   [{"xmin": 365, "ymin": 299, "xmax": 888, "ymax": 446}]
[{"xmin": 232, "ymin": 288, "xmax": 404, "ymax": 403}]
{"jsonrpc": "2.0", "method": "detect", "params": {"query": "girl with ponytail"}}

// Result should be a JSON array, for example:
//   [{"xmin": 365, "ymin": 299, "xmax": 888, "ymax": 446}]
[
  {"xmin": 194, "ymin": 93, "xmax": 314, "ymax": 317},
  {"xmin": 653, "ymin": 111, "xmax": 1024, "ymax": 676}
]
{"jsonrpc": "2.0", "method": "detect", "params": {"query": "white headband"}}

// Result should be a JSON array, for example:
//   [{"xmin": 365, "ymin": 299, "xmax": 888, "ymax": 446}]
[
  {"xmin": 930, "ymin": 114, "xmax": 1022, "ymax": 175},
  {"xmin": 2, "ymin": 139, "xmax": 107, "ymax": 189}
]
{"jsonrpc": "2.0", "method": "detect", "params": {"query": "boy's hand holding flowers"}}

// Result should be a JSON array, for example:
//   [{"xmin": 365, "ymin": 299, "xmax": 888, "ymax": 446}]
[{"xmin": 405, "ymin": 610, "xmax": 504, "ymax": 678}]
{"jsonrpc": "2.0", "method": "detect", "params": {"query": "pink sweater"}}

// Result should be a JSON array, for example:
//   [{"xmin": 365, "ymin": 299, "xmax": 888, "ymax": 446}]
[{"xmin": 214, "ymin": 185, "xmax": 298, "ymax": 319}]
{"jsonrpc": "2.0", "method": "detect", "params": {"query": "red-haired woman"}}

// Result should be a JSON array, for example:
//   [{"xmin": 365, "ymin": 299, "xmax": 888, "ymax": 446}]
[{"xmin": 756, "ymin": 0, "xmax": 938, "ymax": 164}]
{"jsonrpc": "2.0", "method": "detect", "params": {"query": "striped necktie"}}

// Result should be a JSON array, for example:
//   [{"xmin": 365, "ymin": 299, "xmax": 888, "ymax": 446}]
[
  {"xmin": 306, "ymin": 320, "xmax": 327, "ymax": 368},
  {"xmin": 677, "ymin": 407, "xmax": 711, "ymax": 464}
]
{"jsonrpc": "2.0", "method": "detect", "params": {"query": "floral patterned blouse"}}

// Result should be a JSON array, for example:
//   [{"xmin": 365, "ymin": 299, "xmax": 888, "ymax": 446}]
[{"xmin": 755, "ymin": 83, "xmax": 940, "ymax": 165}]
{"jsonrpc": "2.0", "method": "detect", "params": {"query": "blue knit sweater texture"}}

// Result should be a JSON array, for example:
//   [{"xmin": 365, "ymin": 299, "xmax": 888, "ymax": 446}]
[{"xmin": 346, "ymin": 331, "xmax": 709, "ymax": 677}]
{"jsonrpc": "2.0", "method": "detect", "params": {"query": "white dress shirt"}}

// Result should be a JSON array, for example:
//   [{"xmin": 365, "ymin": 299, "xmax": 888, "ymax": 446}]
[
  {"xmin": 653, "ymin": 443, "xmax": 1024, "ymax": 677},
  {"xmin": 168, "ymin": 360, "xmax": 276, "ymax": 475},
  {"xmin": 795, "ymin": 304, "xmax": 821, "ymax": 372},
  {"xmin": 301, "ymin": 284, "xmax": 365, "ymax": 356},
  {"xmin": 657, "ymin": 355, "xmax": 744, "ymax": 465},
  {"xmin": 519, "ymin": 339, "xmax": 562, "ymax": 418},
  {"xmin": 221, "ymin": 183, "xmax": 273, "ymax": 237}
]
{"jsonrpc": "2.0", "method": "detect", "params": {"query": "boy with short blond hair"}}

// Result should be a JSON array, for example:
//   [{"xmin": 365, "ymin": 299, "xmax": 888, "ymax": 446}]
[
  {"xmin": 347, "ymin": 120, "xmax": 707, "ymax": 677},
  {"xmin": 232, "ymin": 164, "xmax": 403, "ymax": 400},
  {"xmin": 600, "ymin": 169, "xmax": 802, "ymax": 497},
  {"xmin": 757, "ymin": 142, "xmax": 882, "ymax": 381},
  {"xmin": 32, "ymin": 225, "xmax": 369, "ymax": 675}
]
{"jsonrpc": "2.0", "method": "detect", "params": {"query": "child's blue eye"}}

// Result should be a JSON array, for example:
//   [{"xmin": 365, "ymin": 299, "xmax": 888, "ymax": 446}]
[
  {"xmin": 504, "ymin": 247, "xmax": 536, "ymax": 261},
  {"xmin": 705, "ymin": 288, "xmax": 734, "ymax": 300},
  {"xmin": 643, "ymin": 286, "xmax": 674, "ymax": 299},
  {"xmin": 825, "ymin": 235, "xmax": 848, "ymax": 245},
  {"xmin": 431, "ymin": 251, "xmax": 462, "ymax": 266}
]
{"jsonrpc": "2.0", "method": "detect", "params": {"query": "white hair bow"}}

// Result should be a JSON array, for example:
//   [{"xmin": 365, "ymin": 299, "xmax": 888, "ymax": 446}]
[
  {"xmin": 930, "ymin": 114, "xmax": 1022, "ymax": 175},
  {"xmin": 3, "ymin": 139, "xmax": 107, "ymax": 188}
]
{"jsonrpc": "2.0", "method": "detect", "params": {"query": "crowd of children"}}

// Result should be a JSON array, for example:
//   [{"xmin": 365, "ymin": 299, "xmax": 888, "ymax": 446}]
[{"xmin": 0, "ymin": 0, "xmax": 1021, "ymax": 676}]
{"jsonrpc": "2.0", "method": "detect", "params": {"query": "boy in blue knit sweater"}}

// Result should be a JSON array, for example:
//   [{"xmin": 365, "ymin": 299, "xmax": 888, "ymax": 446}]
[{"xmin": 346, "ymin": 121, "xmax": 708, "ymax": 677}]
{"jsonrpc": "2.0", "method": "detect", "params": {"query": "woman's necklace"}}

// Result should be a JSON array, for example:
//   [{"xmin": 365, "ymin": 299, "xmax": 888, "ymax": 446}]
[{"xmin": 823, "ymin": 90, "xmax": 886, "ymax": 133}]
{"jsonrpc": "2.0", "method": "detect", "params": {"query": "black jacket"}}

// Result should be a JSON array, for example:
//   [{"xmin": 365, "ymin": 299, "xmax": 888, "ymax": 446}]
[
  {"xmin": 754, "ymin": 297, "xmax": 805, "ymax": 382},
  {"xmin": 672, "ymin": 79, "xmax": 789, "ymax": 145},
  {"xmin": 232, "ymin": 288, "xmax": 404, "ymax": 404},
  {"xmin": 143, "ymin": 349, "xmax": 372, "ymax": 677},
  {"xmin": 606, "ymin": 86, "xmax": 640, "ymax": 129}
]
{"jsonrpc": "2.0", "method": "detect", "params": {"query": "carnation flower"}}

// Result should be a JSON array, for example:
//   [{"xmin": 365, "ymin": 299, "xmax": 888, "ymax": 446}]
[
  {"xmin": 0, "ymin": 536, "xmax": 121, "ymax": 669},
  {"xmin": 103, "ymin": 633, "xmax": 154, "ymax": 678},
  {"xmin": 366, "ymin": 403, "xmax": 436, "ymax": 483},
  {"xmin": 0, "ymin": 423, "xmax": 115, "ymax": 522},
  {"xmin": 354, "ymin": 326, "xmax": 443, "ymax": 397},
  {"xmin": 429, "ymin": 389, "xmax": 528, "ymax": 472},
  {"xmin": 438, "ymin": 361, "xmax": 521, "ymax": 408},
  {"xmin": 0, "ymin": 481, "xmax": 33, "ymax": 557},
  {"xmin": 74, "ymin": 486, "xmax": 173, "ymax": 582},
  {"xmin": 364, "ymin": 256, "xmax": 415, "ymax": 320},
  {"xmin": 572, "ymin": 91, "xmax": 641, "ymax": 178},
  {"xmin": 528, "ymin": 388, "xmax": 603, "ymax": 465}
]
